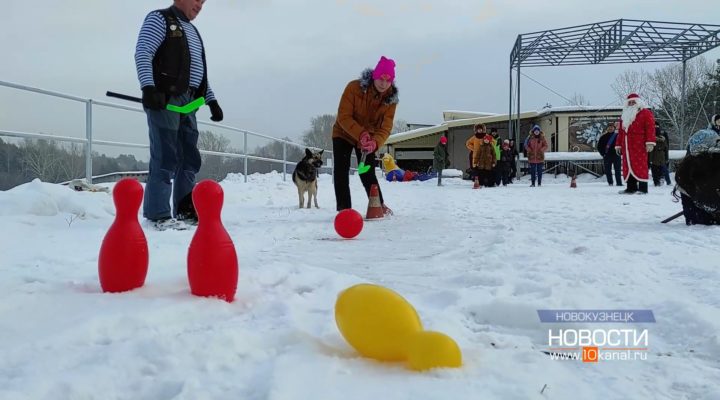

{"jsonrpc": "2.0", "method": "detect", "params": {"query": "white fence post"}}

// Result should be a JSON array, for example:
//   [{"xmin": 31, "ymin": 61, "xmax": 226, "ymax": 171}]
[
  {"xmin": 85, "ymin": 100, "xmax": 93, "ymax": 183},
  {"xmin": 243, "ymin": 131, "xmax": 248, "ymax": 183}
]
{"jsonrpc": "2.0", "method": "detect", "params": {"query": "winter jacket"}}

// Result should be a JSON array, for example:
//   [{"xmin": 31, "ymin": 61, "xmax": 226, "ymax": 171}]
[
  {"xmin": 525, "ymin": 133, "xmax": 548, "ymax": 163},
  {"xmin": 433, "ymin": 143, "xmax": 450, "ymax": 171},
  {"xmin": 466, "ymin": 134, "xmax": 483, "ymax": 161},
  {"xmin": 332, "ymin": 68, "xmax": 399, "ymax": 149},
  {"xmin": 649, "ymin": 135, "xmax": 669, "ymax": 166},
  {"xmin": 597, "ymin": 131, "xmax": 619, "ymax": 160},
  {"xmin": 491, "ymin": 137, "xmax": 501, "ymax": 160},
  {"xmin": 473, "ymin": 142, "xmax": 496, "ymax": 170},
  {"xmin": 498, "ymin": 148, "xmax": 513, "ymax": 173},
  {"xmin": 656, "ymin": 127, "xmax": 670, "ymax": 161}
]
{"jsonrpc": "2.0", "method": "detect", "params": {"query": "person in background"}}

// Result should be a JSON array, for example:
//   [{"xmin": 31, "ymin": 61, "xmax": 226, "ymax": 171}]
[
  {"xmin": 472, "ymin": 134, "xmax": 496, "ymax": 188},
  {"xmin": 655, "ymin": 122, "xmax": 672, "ymax": 186},
  {"xmin": 650, "ymin": 134, "xmax": 669, "ymax": 186},
  {"xmin": 135, "ymin": 0, "xmax": 224, "ymax": 230},
  {"xmin": 466, "ymin": 124, "xmax": 486, "ymax": 184},
  {"xmin": 525, "ymin": 125, "xmax": 548, "ymax": 187},
  {"xmin": 674, "ymin": 128, "xmax": 720, "ymax": 225},
  {"xmin": 433, "ymin": 134, "xmax": 451, "ymax": 186},
  {"xmin": 597, "ymin": 122, "xmax": 622, "ymax": 186},
  {"xmin": 490, "ymin": 128, "xmax": 502, "ymax": 186},
  {"xmin": 332, "ymin": 56, "xmax": 398, "ymax": 214},
  {"xmin": 498, "ymin": 139, "xmax": 513, "ymax": 186},
  {"xmin": 508, "ymin": 139, "xmax": 518, "ymax": 183}
]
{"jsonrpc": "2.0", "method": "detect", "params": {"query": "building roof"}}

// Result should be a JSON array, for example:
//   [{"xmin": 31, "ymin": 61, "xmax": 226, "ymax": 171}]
[
  {"xmin": 442, "ymin": 110, "xmax": 499, "ymax": 121},
  {"xmin": 386, "ymin": 105, "xmax": 623, "ymax": 145},
  {"xmin": 385, "ymin": 124, "xmax": 449, "ymax": 144}
]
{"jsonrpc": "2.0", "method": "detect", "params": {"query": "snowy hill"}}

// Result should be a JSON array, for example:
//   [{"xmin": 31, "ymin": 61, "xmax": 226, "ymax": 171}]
[{"xmin": 1, "ymin": 173, "xmax": 719, "ymax": 400}]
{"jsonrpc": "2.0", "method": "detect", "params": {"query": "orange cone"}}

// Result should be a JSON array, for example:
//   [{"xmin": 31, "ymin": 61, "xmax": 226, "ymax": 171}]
[
  {"xmin": 570, "ymin": 174, "xmax": 577, "ymax": 188},
  {"xmin": 366, "ymin": 184, "xmax": 384, "ymax": 219}
]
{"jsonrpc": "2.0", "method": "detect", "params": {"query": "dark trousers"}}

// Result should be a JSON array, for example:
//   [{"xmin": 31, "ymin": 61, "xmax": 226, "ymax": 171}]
[
  {"xmin": 681, "ymin": 193, "xmax": 719, "ymax": 225},
  {"xmin": 603, "ymin": 156, "xmax": 622, "ymax": 185},
  {"xmin": 626, "ymin": 175, "xmax": 648, "ymax": 193},
  {"xmin": 661, "ymin": 163, "xmax": 672, "ymax": 185},
  {"xmin": 499, "ymin": 162, "xmax": 511, "ymax": 185},
  {"xmin": 510, "ymin": 160, "xmax": 517, "ymax": 182},
  {"xmin": 529, "ymin": 163, "xmax": 543, "ymax": 185},
  {"xmin": 494, "ymin": 164, "xmax": 502, "ymax": 186},
  {"xmin": 651, "ymin": 165, "xmax": 664, "ymax": 185},
  {"xmin": 473, "ymin": 168, "xmax": 493, "ymax": 187},
  {"xmin": 333, "ymin": 137, "xmax": 384, "ymax": 211},
  {"xmin": 143, "ymin": 92, "xmax": 201, "ymax": 220}
]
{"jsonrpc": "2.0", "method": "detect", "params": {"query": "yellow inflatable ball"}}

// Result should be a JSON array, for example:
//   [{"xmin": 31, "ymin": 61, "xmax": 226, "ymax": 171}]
[
  {"xmin": 335, "ymin": 284, "xmax": 423, "ymax": 361},
  {"xmin": 406, "ymin": 330, "xmax": 462, "ymax": 371}
]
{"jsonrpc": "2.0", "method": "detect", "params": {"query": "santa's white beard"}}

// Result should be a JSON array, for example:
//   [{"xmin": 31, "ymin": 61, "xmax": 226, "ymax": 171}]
[{"xmin": 621, "ymin": 104, "xmax": 641, "ymax": 130}]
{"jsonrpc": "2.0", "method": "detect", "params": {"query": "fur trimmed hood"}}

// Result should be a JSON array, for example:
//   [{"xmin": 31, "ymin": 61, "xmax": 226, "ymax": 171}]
[
  {"xmin": 359, "ymin": 68, "xmax": 399, "ymax": 105},
  {"xmin": 710, "ymin": 114, "xmax": 720, "ymax": 130}
]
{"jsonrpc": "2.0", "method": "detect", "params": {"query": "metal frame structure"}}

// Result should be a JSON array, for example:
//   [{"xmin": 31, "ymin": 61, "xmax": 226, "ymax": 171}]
[
  {"xmin": 0, "ymin": 79, "xmax": 335, "ymax": 184},
  {"xmin": 509, "ymin": 19, "xmax": 720, "ymax": 143}
]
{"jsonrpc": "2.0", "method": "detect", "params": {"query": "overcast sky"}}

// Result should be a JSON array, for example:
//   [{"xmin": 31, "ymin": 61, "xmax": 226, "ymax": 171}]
[{"xmin": 3, "ymin": 0, "xmax": 720, "ymax": 156}]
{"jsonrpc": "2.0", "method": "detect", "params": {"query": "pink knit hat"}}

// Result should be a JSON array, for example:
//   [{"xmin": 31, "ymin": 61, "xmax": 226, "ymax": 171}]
[
  {"xmin": 440, "ymin": 136, "xmax": 447, "ymax": 144},
  {"xmin": 372, "ymin": 56, "xmax": 396, "ymax": 82}
]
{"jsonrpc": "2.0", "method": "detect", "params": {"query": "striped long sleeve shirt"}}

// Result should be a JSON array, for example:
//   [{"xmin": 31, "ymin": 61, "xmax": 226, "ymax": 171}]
[{"xmin": 135, "ymin": 10, "xmax": 216, "ymax": 102}]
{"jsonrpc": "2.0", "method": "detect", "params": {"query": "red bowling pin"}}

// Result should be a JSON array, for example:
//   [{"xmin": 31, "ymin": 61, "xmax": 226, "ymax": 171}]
[
  {"xmin": 98, "ymin": 178, "xmax": 149, "ymax": 293},
  {"xmin": 187, "ymin": 180, "xmax": 238, "ymax": 302}
]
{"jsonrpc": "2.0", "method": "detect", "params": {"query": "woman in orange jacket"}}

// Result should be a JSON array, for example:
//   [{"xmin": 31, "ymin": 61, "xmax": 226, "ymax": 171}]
[{"xmin": 332, "ymin": 56, "xmax": 398, "ymax": 214}]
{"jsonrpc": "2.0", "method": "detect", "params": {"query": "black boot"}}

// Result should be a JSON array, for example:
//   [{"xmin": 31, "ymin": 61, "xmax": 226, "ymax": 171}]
[{"xmin": 175, "ymin": 193, "xmax": 198, "ymax": 224}]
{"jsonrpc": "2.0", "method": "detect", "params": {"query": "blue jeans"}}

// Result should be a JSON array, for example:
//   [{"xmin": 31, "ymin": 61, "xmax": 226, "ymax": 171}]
[
  {"xmin": 529, "ymin": 162, "xmax": 543, "ymax": 185},
  {"xmin": 661, "ymin": 163, "xmax": 671, "ymax": 185},
  {"xmin": 143, "ymin": 92, "xmax": 201, "ymax": 220},
  {"xmin": 603, "ymin": 156, "xmax": 622, "ymax": 185}
]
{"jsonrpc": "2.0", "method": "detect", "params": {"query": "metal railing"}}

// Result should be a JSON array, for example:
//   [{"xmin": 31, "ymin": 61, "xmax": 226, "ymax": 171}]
[{"xmin": 0, "ymin": 79, "xmax": 335, "ymax": 184}]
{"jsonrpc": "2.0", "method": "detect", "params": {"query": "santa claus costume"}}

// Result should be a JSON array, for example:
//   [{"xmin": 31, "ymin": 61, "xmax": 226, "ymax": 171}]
[{"xmin": 615, "ymin": 93, "xmax": 657, "ymax": 194}]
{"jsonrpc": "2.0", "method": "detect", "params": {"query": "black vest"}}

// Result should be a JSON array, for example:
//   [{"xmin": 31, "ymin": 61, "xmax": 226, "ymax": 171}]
[{"xmin": 152, "ymin": 7, "xmax": 207, "ymax": 97}]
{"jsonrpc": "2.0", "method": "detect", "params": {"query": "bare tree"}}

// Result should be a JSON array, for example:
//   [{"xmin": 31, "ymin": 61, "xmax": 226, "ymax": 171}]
[
  {"xmin": 197, "ymin": 130, "xmax": 232, "ymax": 181},
  {"xmin": 391, "ymin": 118, "xmax": 410, "ymax": 134},
  {"xmin": 198, "ymin": 130, "xmax": 231, "ymax": 152},
  {"xmin": 611, "ymin": 69, "xmax": 652, "ymax": 102},
  {"xmin": 301, "ymin": 114, "xmax": 335, "ymax": 150},
  {"xmin": 611, "ymin": 57, "xmax": 714, "ymax": 147},
  {"xmin": 647, "ymin": 57, "xmax": 712, "ymax": 147},
  {"xmin": 56, "ymin": 143, "xmax": 85, "ymax": 181},
  {"xmin": 20, "ymin": 138, "xmax": 62, "ymax": 182},
  {"xmin": 566, "ymin": 93, "xmax": 590, "ymax": 107}
]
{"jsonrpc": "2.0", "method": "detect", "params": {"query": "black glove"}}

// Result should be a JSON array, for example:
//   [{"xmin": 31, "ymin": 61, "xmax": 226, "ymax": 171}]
[
  {"xmin": 208, "ymin": 100, "xmax": 223, "ymax": 122},
  {"xmin": 141, "ymin": 86, "xmax": 166, "ymax": 110}
]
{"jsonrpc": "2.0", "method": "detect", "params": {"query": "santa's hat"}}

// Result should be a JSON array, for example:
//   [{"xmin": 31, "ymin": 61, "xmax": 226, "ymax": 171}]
[{"xmin": 625, "ymin": 93, "xmax": 645, "ymax": 108}]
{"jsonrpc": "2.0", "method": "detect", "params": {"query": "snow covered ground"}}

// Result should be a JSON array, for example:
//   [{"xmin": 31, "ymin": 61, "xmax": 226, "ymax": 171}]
[{"xmin": 1, "ymin": 172, "xmax": 719, "ymax": 400}]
